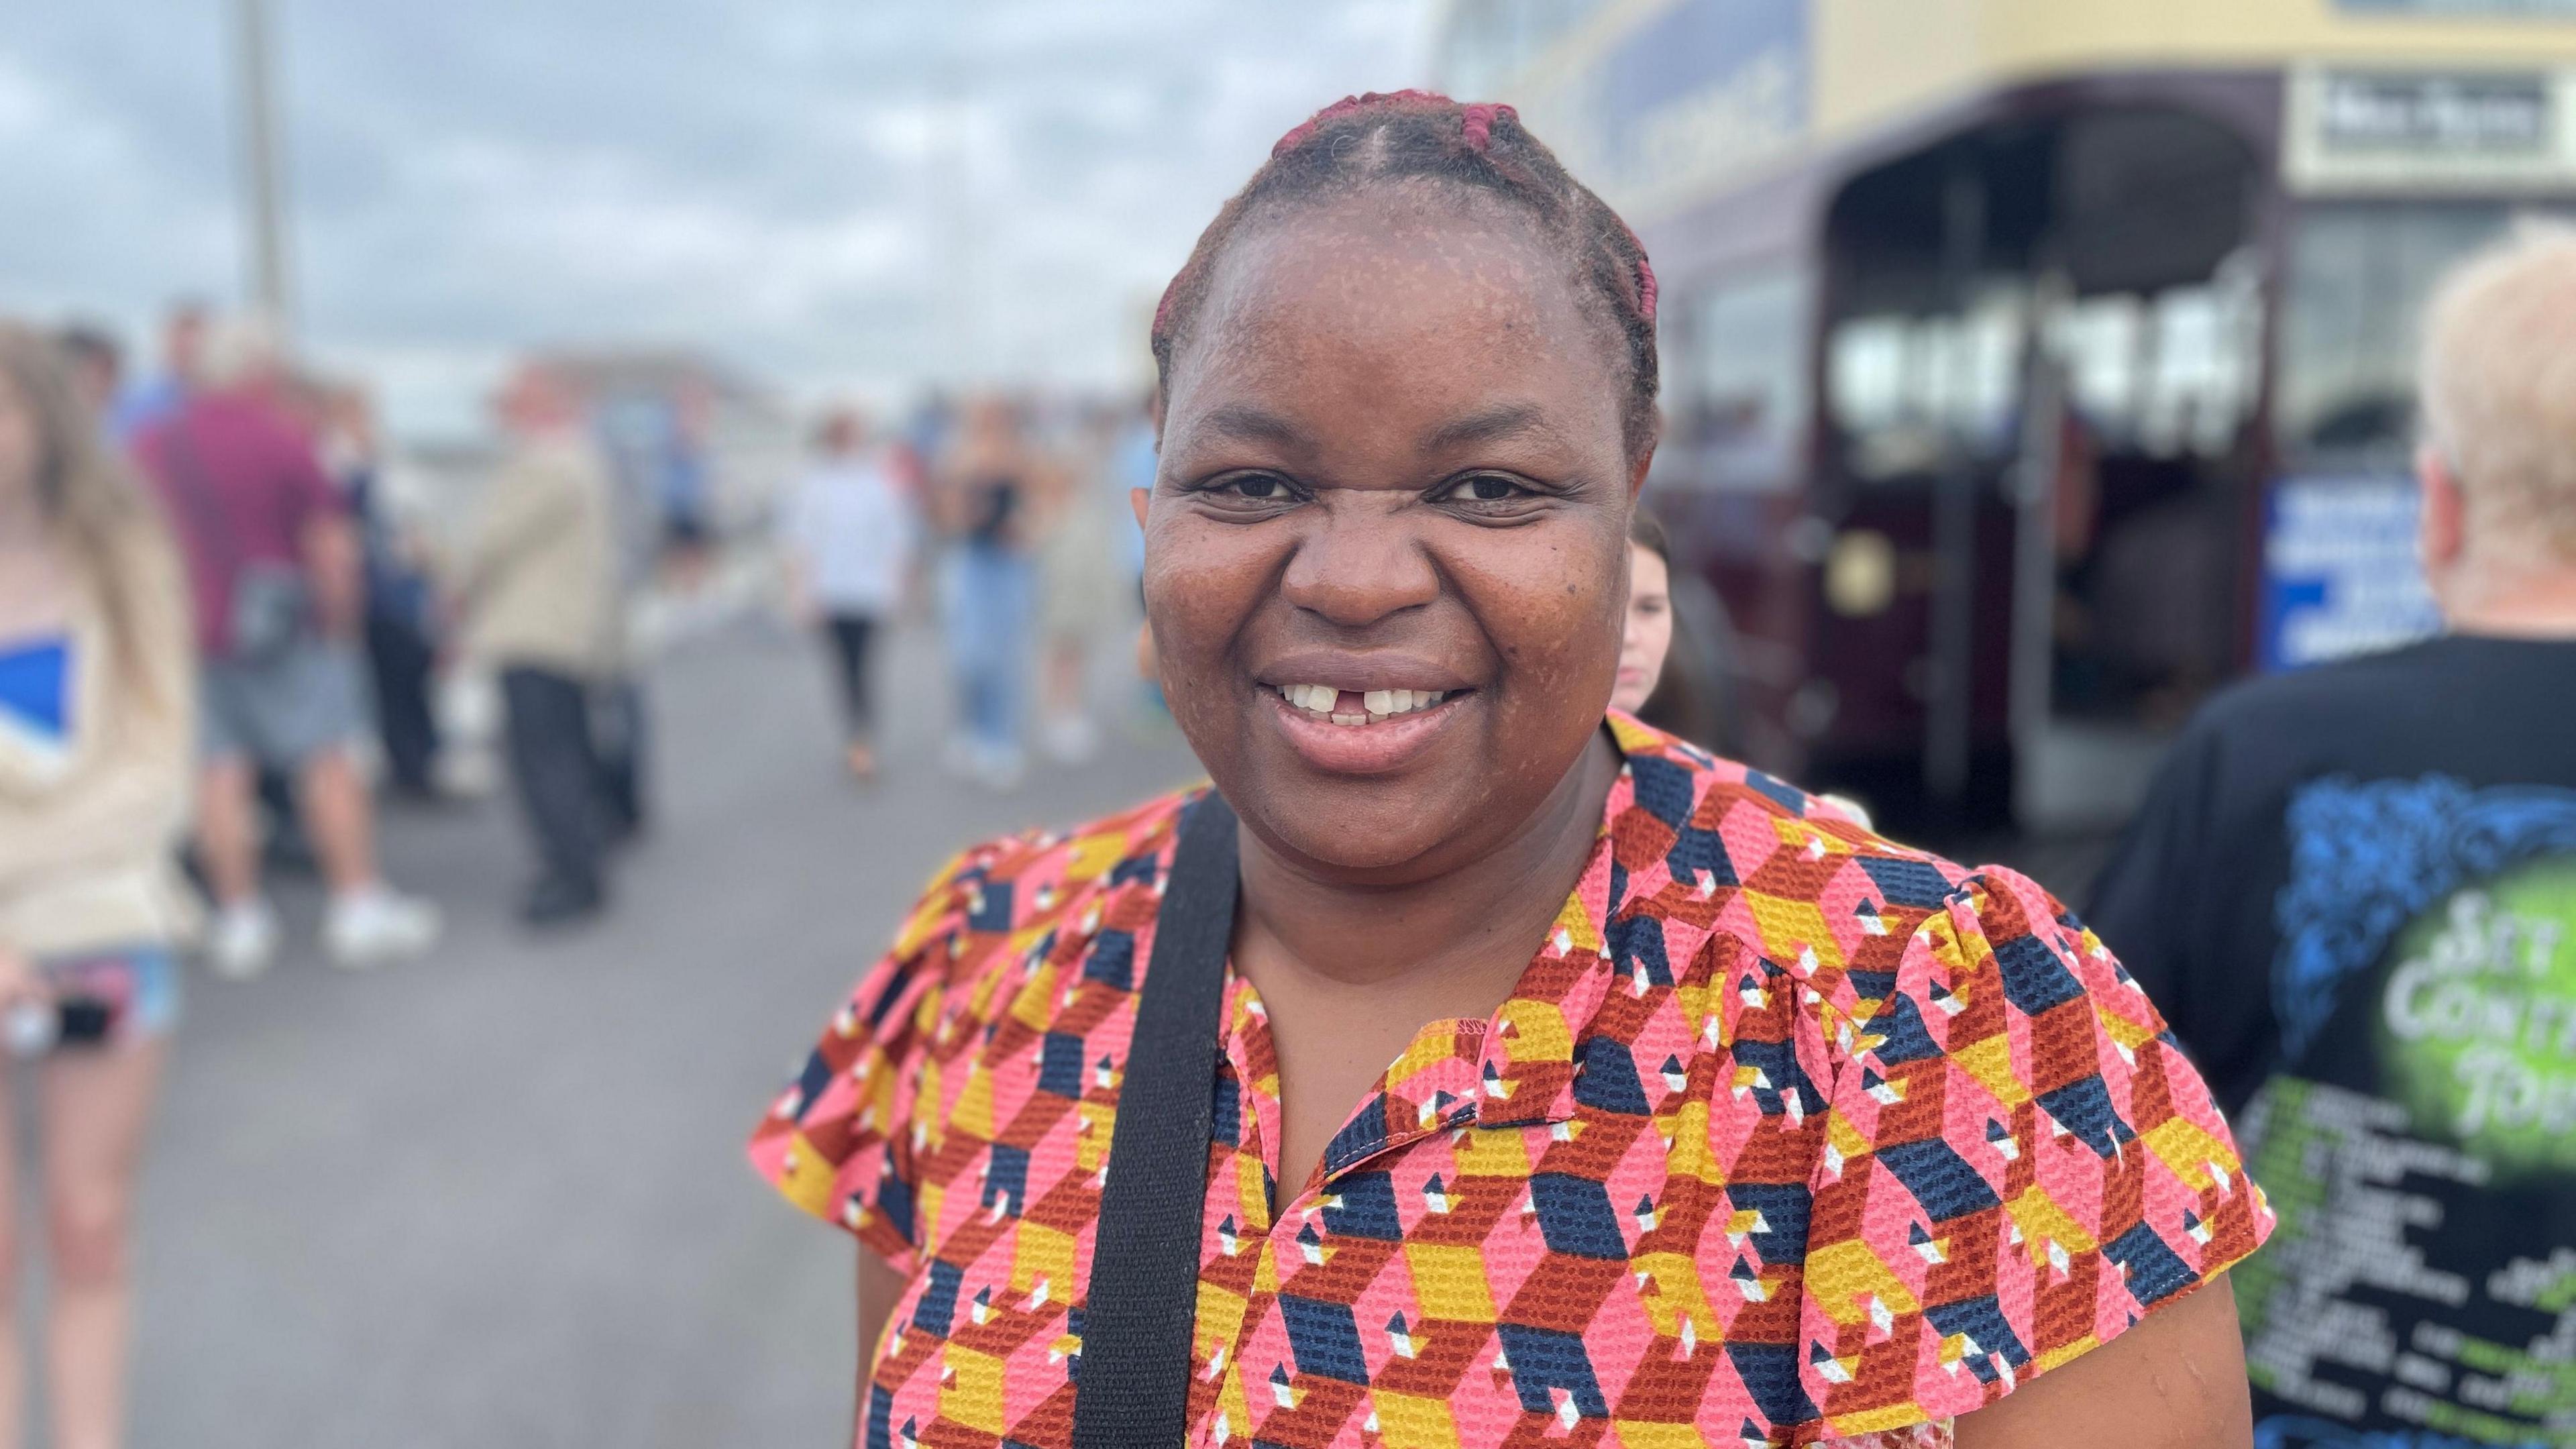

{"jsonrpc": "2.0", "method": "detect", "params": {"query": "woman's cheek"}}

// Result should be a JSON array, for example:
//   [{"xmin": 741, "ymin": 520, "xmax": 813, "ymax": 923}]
[
  {"xmin": 1448, "ymin": 532, "xmax": 1624, "ymax": 683},
  {"xmin": 1144, "ymin": 520, "xmax": 1265, "ymax": 672}
]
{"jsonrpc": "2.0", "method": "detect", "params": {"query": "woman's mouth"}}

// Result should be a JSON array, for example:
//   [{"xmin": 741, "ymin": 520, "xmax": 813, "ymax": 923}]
[
  {"xmin": 1271, "ymin": 683, "xmax": 1452, "ymax": 727},
  {"xmin": 1260, "ymin": 680, "xmax": 1471, "ymax": 775}
]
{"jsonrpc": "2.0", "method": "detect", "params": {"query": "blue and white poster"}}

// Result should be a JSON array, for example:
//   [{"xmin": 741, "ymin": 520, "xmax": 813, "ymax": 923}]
[{"xmin": 2259, "ymin": 476, "xmax": 2440, "ymax": 672}]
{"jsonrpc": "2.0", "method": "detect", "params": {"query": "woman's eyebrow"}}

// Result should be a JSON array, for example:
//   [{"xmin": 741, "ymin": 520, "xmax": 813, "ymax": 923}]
[
  {"xmin": 1186, "ymin": 403, "xmax": 1310, "ymax": 451},
  {"xmin": 1419, "ymin": 403, "xmax": 1559, "ymax": 453}
]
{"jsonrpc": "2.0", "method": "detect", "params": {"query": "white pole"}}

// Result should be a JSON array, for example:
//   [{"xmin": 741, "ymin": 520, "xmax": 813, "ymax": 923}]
[{"xmin": 233, "ymin": 0, "xmax": 295, "ymax": 343}]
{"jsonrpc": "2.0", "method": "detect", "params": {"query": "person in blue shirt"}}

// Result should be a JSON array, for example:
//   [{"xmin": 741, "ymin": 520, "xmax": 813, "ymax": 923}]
[{"xmin": 107, "ymin": 302, "xmax": 203, "ymax": 448}]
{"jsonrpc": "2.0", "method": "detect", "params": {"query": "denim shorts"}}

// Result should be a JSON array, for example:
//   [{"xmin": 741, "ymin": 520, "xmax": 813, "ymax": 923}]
[
  {"xmin": 36, "ymin": 945, "xmax": 181, "ymax": 1048},
  {"xmin": 200, "ymin": 640, "xmax": 367, "ymax": 769}
]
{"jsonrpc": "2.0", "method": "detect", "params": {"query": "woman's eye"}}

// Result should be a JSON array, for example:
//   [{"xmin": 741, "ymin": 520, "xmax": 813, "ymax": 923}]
[
  {"xmin": 1443, "ymin": 474, "xmax": 1538, "ymax": 508},
  {"xmin": 1198, "ymin": 472, "xmax": 1296, "ymax": 506}
]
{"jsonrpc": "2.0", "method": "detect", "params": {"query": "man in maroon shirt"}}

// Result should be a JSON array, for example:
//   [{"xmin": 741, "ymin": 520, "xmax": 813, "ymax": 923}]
[{"xmin": 138, "ymin": 315, "xmax": 439, "ymax": 975}]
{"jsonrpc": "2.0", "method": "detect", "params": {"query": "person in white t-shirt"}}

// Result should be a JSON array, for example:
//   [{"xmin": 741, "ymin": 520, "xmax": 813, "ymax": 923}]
[{"xmin": 782, "ymin": 409, "xmax": 917, "ymax": 780}]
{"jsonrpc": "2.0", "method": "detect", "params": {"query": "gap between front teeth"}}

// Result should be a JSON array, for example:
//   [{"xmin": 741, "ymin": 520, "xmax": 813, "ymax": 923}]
[{"xmin": 1276, "ymin": 683, "xmax": 1448, "ymax": 724}]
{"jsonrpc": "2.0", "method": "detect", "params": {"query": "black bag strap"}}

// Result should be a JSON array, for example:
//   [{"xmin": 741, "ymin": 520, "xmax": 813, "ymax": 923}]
[{"xmin": 1073, "ymin": 789, "xmax": 1240, "ymax": 1449}]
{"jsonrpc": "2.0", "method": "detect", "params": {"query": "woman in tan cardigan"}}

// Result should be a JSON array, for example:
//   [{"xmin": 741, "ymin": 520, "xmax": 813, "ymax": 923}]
[{"xmin": 0, "ymin": 324, "xmax": 196, "ymax": 1449}]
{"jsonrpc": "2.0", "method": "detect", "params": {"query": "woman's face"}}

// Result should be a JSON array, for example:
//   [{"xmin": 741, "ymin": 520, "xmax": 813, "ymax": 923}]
[
  {"xmin": 1144, "ymin": 197, "xmax": 1644, "ymax": 879},
  {"xmin": 0, "ymin": 372, "xmax": 40, "ymax": 513},
  {"xmin": 1611, "ymin": 542, "xmax": 1672, "ymax": 715}
]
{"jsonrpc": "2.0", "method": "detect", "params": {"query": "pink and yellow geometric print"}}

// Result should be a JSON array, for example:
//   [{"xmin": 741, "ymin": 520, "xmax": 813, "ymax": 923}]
[{"xmin": 751, "ymin": 715, "xmax": 2273, "ymax": 1448}]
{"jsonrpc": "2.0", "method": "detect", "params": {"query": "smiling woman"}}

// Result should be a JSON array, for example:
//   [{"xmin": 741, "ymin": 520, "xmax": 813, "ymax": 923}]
[{"xmin": 751, "ymin": 93, "xmax": 2271, "ymax": 1449}]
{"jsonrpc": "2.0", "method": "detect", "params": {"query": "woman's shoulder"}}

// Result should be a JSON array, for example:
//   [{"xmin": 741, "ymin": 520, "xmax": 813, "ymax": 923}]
[
  {"xmin": 1610, "ymin": 714, "xmax": 1962, "ymax": 883},
  {"xmin": 885, "ymin": 786, "xmax": 1201, "ymax": 993},
  {"xmin": 1609, "ymin": 716, "xmax": 2110, "ymax": 1040}
]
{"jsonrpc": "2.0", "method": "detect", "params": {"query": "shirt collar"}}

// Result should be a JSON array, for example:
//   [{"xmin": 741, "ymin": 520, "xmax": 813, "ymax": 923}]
[{"xmin": 1469, "ymin": 715, "xmax": 1719, "ymax": 1130}]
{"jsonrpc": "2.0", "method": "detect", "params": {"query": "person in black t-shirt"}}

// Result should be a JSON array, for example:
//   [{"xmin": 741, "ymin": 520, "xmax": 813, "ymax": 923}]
[{"xmin": 2090, "ymin": 227, "xmax": 2576, "ymax": 1448}]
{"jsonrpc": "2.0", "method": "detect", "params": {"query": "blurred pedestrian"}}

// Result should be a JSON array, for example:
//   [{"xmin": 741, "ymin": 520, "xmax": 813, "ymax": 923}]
[
  {"xmin": 108, "ymin": 303, "xmax": 201, "ymax": 447},
  {"xmin": 1110, "ymin": 392, "xmax": 1154, "ymax": 591},
  {"xmin": 751, "ymin": 92, "xmax": 2265, "ymax": 1449},
  {"xmin": 657, "ymin": 382, "xmax": 715, "ymax": 593},
  {"xmin": 1611, "ymin": 510, "xmax": 1674, "ymax": 717},
  {"xmin": 136, "ymin": 315, "xmax": 440, "ymax": 976},
  {"xmin": 0, "ymin": 323, "xmax": 195, "ymax": 1449},
  {"xmin": 1110, "ymin": 391, "xmax": 1163, "ymax": 721},
  {"xmin": 50, "ymin": 327, "xmax": 122, "ymax": 445},
  {"xmin": 458, "ymin": 368, "xmax": 624, "ymax": 928},
  {"xmin": 2088, "ymin": 227, "xmax": 2576, "ymax": 1448},
  {"xmin": 1030, "ymin": 418, "xmax": 1124, "ymax": 763},
  {"xmin": 321, "ymin": 386, "xmax": 443, "ymax": 801},
  {"xmin": 1611, "ymin": 508, "xmax": 1728, "ymax": 751},
  {"xmin": 932, "ymin": 396, "xmax": 1038, "ymax": 788},
  {"xmin": 584, "ymin": 388, "xmax": 659, "ymax": 847},
  {"xmin": 781, "ymin": 408, "xmax": 914, "ymax": 782}
]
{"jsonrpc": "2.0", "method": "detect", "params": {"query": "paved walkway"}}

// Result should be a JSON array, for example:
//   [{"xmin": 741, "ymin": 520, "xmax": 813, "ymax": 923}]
[{"xmin": 126, "ymin": 619, "xmax": 1196, "ymax": 1447}]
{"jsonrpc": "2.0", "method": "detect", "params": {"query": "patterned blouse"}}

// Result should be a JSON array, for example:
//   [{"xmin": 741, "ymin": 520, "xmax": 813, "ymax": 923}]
[{"xmin": 751, "ymin": 716, "xmax": 2273, "ymax": 1448}]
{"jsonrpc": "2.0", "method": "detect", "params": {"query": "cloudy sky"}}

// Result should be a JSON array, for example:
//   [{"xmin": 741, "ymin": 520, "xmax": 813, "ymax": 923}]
[{"xmin": 0, "ymin": 0, "xmax": 1434, "ymax": 436}]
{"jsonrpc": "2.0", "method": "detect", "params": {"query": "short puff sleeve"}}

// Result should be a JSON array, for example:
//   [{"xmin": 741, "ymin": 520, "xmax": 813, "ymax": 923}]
[
  {"xmin": 747, "ymin": 848, "xmax": 977, "ymax": 1275},
  {"xmin": 1789, "ymin": 865, "xmax": 2273, "ymax": 1440}
]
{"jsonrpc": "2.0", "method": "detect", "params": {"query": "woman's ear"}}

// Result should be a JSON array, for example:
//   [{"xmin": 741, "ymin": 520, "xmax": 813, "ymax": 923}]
[{"xmin": 1627, "ymin": 409, "xmax": 1664, "ymax": 499}]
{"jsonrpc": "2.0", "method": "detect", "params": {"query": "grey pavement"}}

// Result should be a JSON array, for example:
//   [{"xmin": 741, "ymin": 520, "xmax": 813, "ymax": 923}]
[{"xmin": 128, "ymin": 618, "xmax": 1197, "ymax": 1448}]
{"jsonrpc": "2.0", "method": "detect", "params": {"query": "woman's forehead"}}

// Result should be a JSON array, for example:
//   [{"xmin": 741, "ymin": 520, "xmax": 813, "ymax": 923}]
[
  {"xmin": 1167, "ymin": 209, "xmax": 1628, "ymax": 460},
  {"xmin": 1197, "ymin": 203, "xmax": 1578, "ymax": 345}
]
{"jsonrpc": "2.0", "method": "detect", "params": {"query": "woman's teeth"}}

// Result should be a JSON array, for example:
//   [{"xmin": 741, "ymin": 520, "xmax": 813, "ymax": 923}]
[{"xmin": 1275, "ymin": 683, "xmax": 1450, "ymax": 726}]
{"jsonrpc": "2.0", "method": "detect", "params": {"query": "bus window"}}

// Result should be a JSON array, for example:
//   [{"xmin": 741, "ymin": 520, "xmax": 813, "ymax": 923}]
[
  {"xmin": 2280, "ymin": 201, "xmax": 2571, "ymax": 467},
  {"xmin": 2046, "ymin": 256, "xmax": 2261, "ymax": 463},
  {"xmin": 1672, "ymin": 269, "xmax": 1812, "ymax": 492},
  {"xmin": 1827, "ymin": 290, "xmax": 2023, "ymax": 481}
]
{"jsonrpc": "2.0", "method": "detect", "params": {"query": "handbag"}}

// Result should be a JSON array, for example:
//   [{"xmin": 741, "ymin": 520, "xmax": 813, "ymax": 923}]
[
  {"xmin": 1072, "ymin": 790, "xmax": 1241, "ymax": 1449},
  {"xmin": 160, "ymin": 420, "xmax": 311, "ymax": 662}
]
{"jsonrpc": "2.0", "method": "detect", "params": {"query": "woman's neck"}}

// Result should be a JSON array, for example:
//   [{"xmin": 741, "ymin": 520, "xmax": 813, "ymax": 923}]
[{"xmin": 1232, "ymin": 730, "xmax": 1623, "ymax": 997}]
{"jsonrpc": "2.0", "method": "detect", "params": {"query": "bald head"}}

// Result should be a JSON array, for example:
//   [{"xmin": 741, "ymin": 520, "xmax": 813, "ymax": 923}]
[
  {"xmin": 2420, "ymin": 227, "xmax": 2576, "ymax": 578},
  {"xmin": 497, "ymin": 367, "xmax": 582, "ymax": 437},
  {"xmin": 198, "ymin": 313, "xmax": 282, "ymax": 392}
]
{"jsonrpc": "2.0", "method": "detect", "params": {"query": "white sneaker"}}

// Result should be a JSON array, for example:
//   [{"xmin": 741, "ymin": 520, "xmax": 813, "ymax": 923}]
[
  {"xmin": 207, "ymin": 900, "xmax": 282, "ymax": 981},
  {"xmin": 323, "ymin": 886, "xmax": 443, "ymax": 969}
]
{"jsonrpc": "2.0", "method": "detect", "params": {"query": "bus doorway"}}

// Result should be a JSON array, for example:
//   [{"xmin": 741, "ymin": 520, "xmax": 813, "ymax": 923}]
[{"xmin": 1814, "ymin": 105, "xmax": 2266, "ymax": 835}]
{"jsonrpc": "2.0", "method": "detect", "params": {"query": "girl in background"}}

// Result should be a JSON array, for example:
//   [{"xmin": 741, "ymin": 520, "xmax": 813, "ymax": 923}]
[
  {"xmin": 782, "ymin": 409, "xmax": 915, "ymax": 782},
  {"xmin": 932, "ymin": 397, "xmax": 1044, "ymax": 789},
  {"xmin": 1614, "ymin": 508, "xmax": 1729, "ymax": 749},
  {"xmin": 1612, "ymin": 509, "xmax": 1676, "ymax": 718},
  {"xmin": 0, "ymin": 325, "xmax": 196, "ymax": 1449}
]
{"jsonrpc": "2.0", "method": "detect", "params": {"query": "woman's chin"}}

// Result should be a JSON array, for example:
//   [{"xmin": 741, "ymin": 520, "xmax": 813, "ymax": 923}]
[
  {"xmin": 1245, "ymin": 791, "xmax": 1456, "ymax": 876},
  {"xmin": 1226, "ymin": 741, "xmax": 1484, "ymax": 877}
]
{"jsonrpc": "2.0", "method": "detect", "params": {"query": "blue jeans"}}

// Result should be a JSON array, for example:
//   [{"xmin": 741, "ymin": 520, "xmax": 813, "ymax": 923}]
[{"xmin": 942, "ymin": 543, "xmax": 1033, "ymax": 755}]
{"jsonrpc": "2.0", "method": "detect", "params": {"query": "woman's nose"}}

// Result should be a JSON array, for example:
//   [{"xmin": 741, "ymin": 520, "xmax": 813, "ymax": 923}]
[{"xmin": 1278, "ymin": 510, "xmax": 1438, "ymax": 629}]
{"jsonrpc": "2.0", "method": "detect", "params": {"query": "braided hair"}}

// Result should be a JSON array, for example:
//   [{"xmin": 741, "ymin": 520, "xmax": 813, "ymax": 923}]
[{"xmin": 1150, "ymin": 91, "xmax": 1660, "ymax": 458}]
